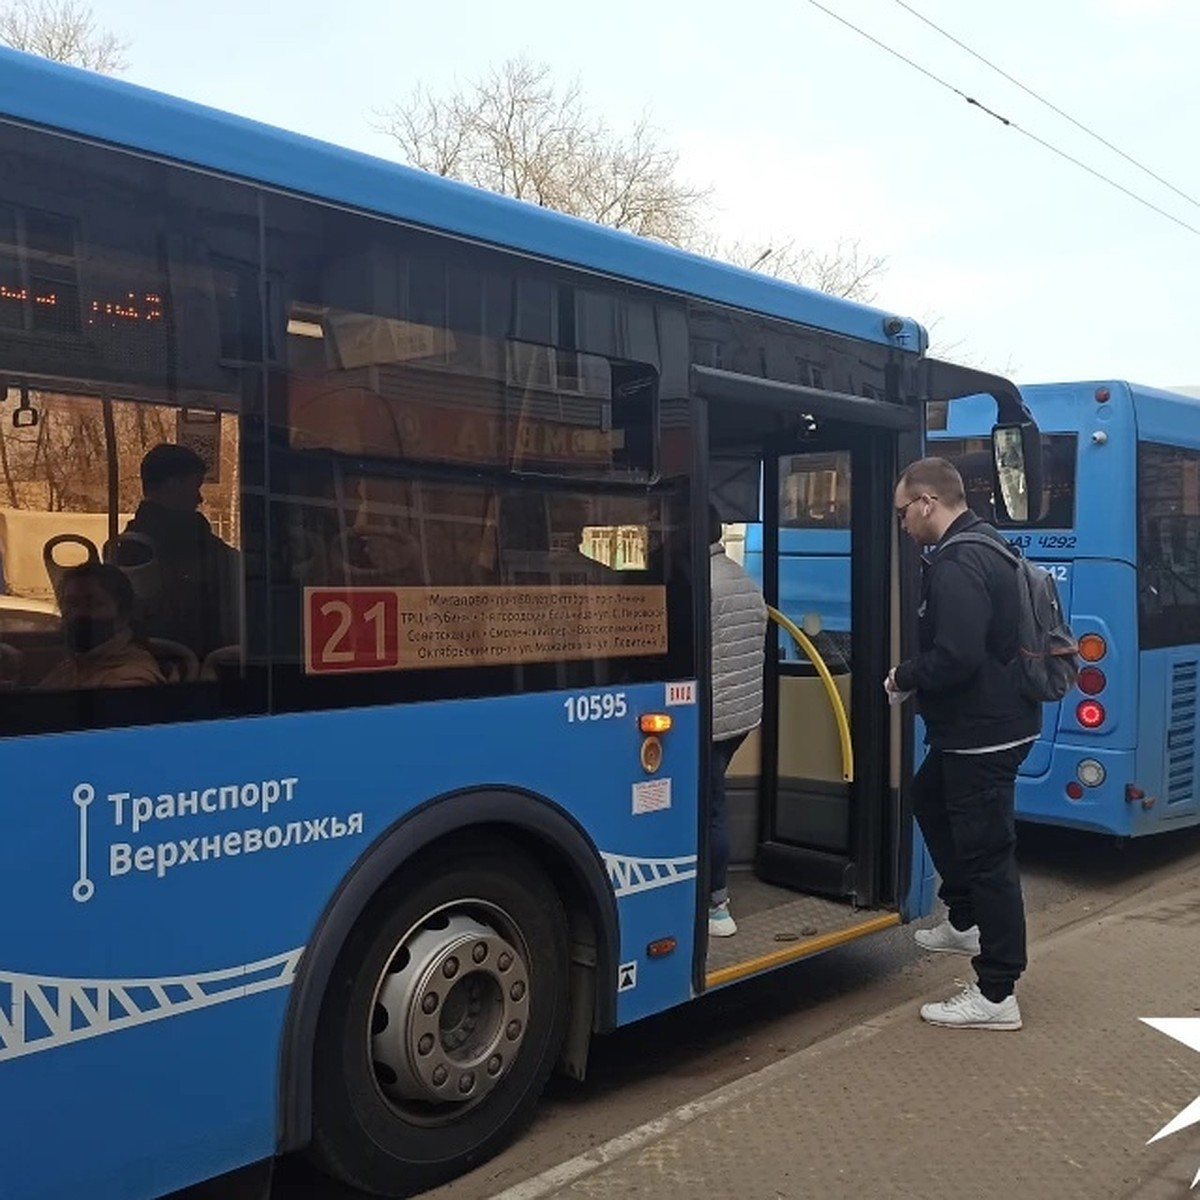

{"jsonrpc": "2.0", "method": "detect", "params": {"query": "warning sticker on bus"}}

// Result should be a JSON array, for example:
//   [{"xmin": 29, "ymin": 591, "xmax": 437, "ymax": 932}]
[{"xmin": 303, "ymin": 585, "xmax": 668, "ymax": 674}]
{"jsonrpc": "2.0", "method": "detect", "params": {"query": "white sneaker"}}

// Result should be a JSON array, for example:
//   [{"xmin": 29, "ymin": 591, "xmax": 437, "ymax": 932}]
[
  {"xmin": 920, "ymin": 981, "xmax": 1022, "ymax": 1030},
  {"xmin": 914, "ymin": 919, "xmax": 980, "ymax": 956},
  {"xmin": 709, "ymin": 901, "xmax": 737, "ymax": 937}
]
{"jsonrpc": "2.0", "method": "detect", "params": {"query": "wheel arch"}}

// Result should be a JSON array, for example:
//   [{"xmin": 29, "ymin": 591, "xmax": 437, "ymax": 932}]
[{"xmin": 276, "ymin": 786, "xmax": 619, "ymax": 1153}]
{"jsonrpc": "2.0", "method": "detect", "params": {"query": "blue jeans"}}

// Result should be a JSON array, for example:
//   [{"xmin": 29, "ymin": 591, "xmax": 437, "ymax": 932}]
[{"xmin": 710, "ymin": 733, "xmax": 747, "ymax": 906}]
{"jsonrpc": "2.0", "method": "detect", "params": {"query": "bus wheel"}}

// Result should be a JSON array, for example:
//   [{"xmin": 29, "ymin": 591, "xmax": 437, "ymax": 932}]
[{"xmin": 307, "ymin": 838, "xmax": 570, "ymax": 1197}]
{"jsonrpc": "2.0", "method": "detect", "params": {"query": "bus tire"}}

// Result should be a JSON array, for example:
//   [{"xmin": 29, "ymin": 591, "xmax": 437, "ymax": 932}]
[{"xmin": 306, "ymin": 836, "xmax": 570, "ymax": 1197}]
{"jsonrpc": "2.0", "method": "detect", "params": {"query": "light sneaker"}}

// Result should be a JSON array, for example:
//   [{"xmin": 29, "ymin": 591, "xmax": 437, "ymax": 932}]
[
  {"xmin": 914, "ymin": 919, "xmax": 980, "ymax": 956},
  {"xmin": 920, "ymin": 981, "xmax": 1022, "ymax": 1030},
  {"xmin": 709, "ymin": 901, "xmax": 737, "ymax": 937}
]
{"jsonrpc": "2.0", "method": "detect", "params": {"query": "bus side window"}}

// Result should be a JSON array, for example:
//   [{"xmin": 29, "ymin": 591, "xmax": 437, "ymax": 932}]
[{"xmin": 0, "ymin": 394, "xmax": 245, "ymax": 710}]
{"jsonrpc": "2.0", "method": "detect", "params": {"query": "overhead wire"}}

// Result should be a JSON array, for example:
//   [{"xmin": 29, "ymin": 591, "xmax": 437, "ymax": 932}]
[
  {"xmin": 891, "ymin": 0, "xmax": 1200, "ymax": 215},
  {"xmin": 803, "ymin": 0, "xmax": 1200, "ymax": 239}
]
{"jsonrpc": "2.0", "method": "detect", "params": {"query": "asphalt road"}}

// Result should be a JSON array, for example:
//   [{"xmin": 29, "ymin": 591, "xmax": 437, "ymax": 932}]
[{"xmin": 266, "ymin": 819, "xmax": 1200, "ymax": 1200}]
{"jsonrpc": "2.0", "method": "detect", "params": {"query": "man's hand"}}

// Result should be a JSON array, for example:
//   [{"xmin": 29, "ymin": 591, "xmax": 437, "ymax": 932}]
[{"xmin": 884, "ymin": 666, "xmax": 913, "ymax": 707}]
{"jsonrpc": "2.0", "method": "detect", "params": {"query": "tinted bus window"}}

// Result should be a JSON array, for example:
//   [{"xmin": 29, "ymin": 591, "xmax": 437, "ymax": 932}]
[
  {"xmin": 779, "ymin": 451, "xmax": 851, "ymax": 528},
  {"xmin": 260, "ymin": 193, "xmax": 695, "ymax": 713},
  {"xmin": 1138, "ymin": 441, "xmax": 1200, "ymax": 649},
  {"xmin": 935, "ymin": 435, "xmax": 1078, "ymax": 528},
  {"xmin": 0, "ymin": 123, "xmax": 263, "ymax": 737}
]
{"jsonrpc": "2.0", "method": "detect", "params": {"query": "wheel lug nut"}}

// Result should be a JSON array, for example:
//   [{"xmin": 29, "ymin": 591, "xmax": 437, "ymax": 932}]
[
  {"xmin": 487, "ymin": 1055, "xmax": 503, "ymax": 1076},
  {"xmin": 459, "ymin": 1072, "xmax": 475, "ymax": 1094},
  {"xmin": 506, "ymin": 1019, "xmax": 522, "ymax": 1040},
  {"xmin": 442, "ymin": 957, "xmax": 459, "ymax": 979},
  {"xmin": 418, "ymin": 1033, "xmax": 435, "ymax": 1055},
  {"xmin": 421, "ymin": 993, "xmax": 438, "ymax": 1015},
  {"xmin": 510, "ymin": 981, "xmax": 526, "ymax": 1001},
  {"xmin": 473, "ymin": 943, "xmax": 488, "ymax": 963},
  {"xmin": 432, "ymin": 1065, "xmax": 448, "ymax": 1086},
  {"xmin": 498, "ymin": 952, "xmax": 512, "ymax": 971}
]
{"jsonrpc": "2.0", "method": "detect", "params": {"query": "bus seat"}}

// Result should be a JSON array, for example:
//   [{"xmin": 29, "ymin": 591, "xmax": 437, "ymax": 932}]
[
  {"xmin": 104, "ymin": 532, "xmax": 162, "ymax": 614},
  {"xmin": 147, "ymin": 638, "xmax": 199, "ymax": 683},
  {"xmin": 43, "ymin": 533, "xmax": 100, "ymax": 598},
  {"xmin": 200, "ymin": 644, "xmax": 242, "ymax": 681}
]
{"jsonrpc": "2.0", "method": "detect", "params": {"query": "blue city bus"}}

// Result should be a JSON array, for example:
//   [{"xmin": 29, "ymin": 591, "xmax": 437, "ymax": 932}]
[
  {"xmin": 750, "ymin": 379, "xmax": 1200, "ymax": 840},
  {"xmin": 0, "ymin": 47, "xmax": 1045, "ymax": 1200}
]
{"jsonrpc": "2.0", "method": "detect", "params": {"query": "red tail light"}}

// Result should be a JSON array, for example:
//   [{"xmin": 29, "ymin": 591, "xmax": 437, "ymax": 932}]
[
  {"xmin": 1076, "ymin": 700, "xmax": 1105, "ymax": 728},
  {"xmin": 1077, "ymin": 667, "xmax": 1106, "ymax": 695}
]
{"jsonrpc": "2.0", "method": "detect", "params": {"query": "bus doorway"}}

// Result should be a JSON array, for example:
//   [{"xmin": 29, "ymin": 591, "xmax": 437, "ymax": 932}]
[{"xmin": 698, "ymin": 377, "xmax": 917, "ymax": 991}]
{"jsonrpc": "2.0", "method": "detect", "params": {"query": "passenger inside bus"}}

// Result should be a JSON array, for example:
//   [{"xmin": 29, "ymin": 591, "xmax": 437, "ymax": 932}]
[
  {"xmin": 117, "ymin": 443, "xmax": 239, "ymax": 662},
  {"xmin": 708, "ymin": 503, "xmax": 768, "ymax": 938},
  {"xmin": 37, "ymin": 562, "xmax": 164, "ymax": 690}
]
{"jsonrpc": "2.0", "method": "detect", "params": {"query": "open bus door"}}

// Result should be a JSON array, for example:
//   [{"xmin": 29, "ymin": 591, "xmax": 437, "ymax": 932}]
[{"xmin": 692, "ymin": 361, "xmax": 1044, "ymax": 992}]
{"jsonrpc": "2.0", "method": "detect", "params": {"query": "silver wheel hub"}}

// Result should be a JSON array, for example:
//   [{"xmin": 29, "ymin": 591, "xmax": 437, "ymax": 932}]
[{"xmin": 372, "ymin": 912, "xmax": 530, "ymax": 1106}]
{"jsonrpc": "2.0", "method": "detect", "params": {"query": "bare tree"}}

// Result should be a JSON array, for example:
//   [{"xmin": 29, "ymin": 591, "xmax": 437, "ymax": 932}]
[
  {"xmin": 379, "ymin": 58, "xmax": 892, "ymax": 301},
  {"xmin": 711, "ymin": 236, "xmax": 888, "ymax": 304},
  {"xmin": 376, "ymin": 57, "xmax": 710, "ymax": 248},
  {"xmin": 0, "ymin": 0, "xmax": 128, "ymax": 74}
]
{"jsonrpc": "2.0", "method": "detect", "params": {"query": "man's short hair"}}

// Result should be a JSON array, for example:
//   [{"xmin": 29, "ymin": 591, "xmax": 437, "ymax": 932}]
[
  {"xmin": 708, "ymin": 503, "xmax": 723, "ymax": 546},
  {"xmin": 139, "ymin": 442, "xmax": 207, "ymax": 491},
  {"xmin": 897, "ymin": 457, "xmax": 965, "ymax": 506},
  {"xmin": 60, "ymin": 562, "xmax": 135, "ymax": 618}
]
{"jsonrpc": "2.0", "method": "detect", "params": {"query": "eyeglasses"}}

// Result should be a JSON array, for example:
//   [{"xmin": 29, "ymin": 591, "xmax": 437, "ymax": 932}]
[{"xmin": 896, "ymin": 494, "xmax": 937, "ymax": 521}]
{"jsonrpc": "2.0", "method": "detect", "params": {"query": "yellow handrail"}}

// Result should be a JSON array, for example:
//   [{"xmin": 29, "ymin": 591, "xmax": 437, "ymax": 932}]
[{"xmin": 766, "ymin": 606, "xmax": 854, "ymax": 784}]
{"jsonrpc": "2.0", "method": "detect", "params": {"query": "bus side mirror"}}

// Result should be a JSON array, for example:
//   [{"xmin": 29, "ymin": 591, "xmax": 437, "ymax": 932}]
[{"xmin": 991, "ymin": 421, "xmax": 1045, "ymax": 523}]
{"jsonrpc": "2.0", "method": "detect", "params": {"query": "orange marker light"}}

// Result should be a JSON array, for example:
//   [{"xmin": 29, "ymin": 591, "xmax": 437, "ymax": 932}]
[
  {"xmin": 647, "ymin": 937, "xmax": 677, "ymax": 959},
  {"xmin": 639, "ymin": 713, "xmax": 672, "ymax": 735},
  {"xmin": 1078, "ymin": 634, "xmax": 1107, "ymax": 662}
]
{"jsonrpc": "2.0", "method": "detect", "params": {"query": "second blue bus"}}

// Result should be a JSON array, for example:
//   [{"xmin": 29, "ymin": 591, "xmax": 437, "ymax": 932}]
[{"xmin": 748, "ymin": 379, "xmax": 1200, "ymax": 839}]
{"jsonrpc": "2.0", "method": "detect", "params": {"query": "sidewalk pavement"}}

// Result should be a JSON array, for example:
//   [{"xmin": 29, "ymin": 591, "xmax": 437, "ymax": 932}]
[{"xmin": 495, "ymin": 864, "xmax": 1200, "ymax": 1200}]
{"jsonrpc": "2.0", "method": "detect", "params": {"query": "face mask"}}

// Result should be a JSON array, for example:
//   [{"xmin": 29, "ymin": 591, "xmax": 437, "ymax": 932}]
[{"xmin": 64, "ymin": 617, "xmax": 117, "ymax": 654}]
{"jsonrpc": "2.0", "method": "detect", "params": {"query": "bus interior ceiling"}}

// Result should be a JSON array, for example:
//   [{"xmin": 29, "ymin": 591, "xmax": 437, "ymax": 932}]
[{"xmin": 704, "ymin": 400, "xmax": 893, "ymax": 980}]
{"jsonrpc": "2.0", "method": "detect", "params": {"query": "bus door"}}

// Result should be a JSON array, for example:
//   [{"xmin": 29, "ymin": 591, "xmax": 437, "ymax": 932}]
[
  {"xmin": 693, "ymin": 361, "xmax": 1044, "ymax": 990},
  {"xmin": 696, "ymin": 366, "xmax": 916, "ymax": 978},
  {"xmin": 748, "ymin": 424, "xmax": 899, "ymax": 909}
]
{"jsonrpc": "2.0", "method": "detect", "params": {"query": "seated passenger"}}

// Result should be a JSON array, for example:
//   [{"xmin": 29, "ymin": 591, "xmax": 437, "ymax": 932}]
[
  {"xmin": 122, "ymin": 442, "xmax": 238, "ymax": 659},
  {"xmin": 39, "ymin": 563, "xmax": 165, "ymax": 690}
]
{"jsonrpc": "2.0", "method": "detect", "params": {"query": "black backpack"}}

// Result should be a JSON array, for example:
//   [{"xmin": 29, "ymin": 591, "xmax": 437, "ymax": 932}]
[{"xmin": 939, "ymin": 531, "xmax": 1081, "ymax": 703}]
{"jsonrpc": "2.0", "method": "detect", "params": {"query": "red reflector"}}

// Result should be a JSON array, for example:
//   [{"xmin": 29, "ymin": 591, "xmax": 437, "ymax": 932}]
[
  {"xmin": 1095, "ymin": 387, "xmax": 1111, "ymax": 403},
  {"xmin": 1066, "ymin": 781, "xmax": 1084, "ymax": 800},
  {"xmin": 1076, "ymin": 700, "xmax": 1105, "ymax": 728},
  {"xmin": 1077, "ymin": 667, "xmax": 1106, "ymax": 695}
]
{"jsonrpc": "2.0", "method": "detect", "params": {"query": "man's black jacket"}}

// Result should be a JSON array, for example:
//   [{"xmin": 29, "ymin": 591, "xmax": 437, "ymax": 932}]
[{"xmin": 894, "ymin": 510, "xmax": 1042, "ymax": 751}]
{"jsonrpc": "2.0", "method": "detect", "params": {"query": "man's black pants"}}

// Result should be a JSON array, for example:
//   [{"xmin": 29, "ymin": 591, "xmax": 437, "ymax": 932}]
[{"xmin": 911, "ymin": 742, "xmax": 1031, "ymax": 1001}]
